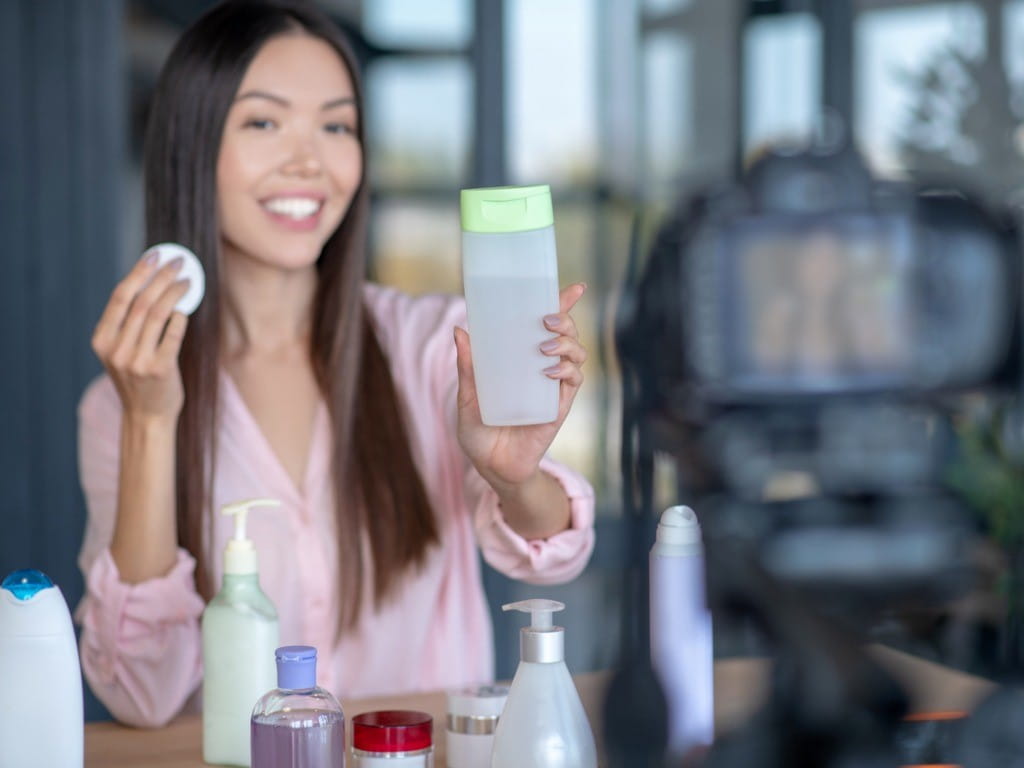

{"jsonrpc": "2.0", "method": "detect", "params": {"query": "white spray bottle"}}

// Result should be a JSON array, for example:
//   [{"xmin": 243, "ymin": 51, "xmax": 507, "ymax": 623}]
[
  {"xmin": 0, "ymin": 569, "xmax": 83, "ymax": 768},
  {"xmin": 491, "ymin": 599, "xmax": 596, "ymax": 768},
  {"xmin": 650, "ymin": 505, "xmax": 714, "ymax": 760},
  {"xmin": 202, "ymin": 498, "xmax": 280, "ymax": 767}
]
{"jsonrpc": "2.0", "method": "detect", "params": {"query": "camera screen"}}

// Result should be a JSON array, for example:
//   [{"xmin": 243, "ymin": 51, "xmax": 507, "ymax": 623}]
[{"xmin": 725, "ymin": 213, "xmax": 915, "ymax": 392}]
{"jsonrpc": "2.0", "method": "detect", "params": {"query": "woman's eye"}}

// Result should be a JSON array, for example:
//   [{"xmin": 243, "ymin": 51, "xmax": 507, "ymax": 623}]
[
  {"xmin": 324, "ymin": 122, "xmax": 355, "ymax": 136},
  {"xmin": 243, "ymin": 118, "xmax": 276, "ymax": 131}
]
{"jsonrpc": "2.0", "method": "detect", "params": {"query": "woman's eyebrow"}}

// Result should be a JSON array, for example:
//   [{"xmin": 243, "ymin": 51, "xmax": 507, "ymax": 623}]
[
  {"xmin": 234, "ymin": 90, "xmax": 290, "ymax": 106},
  {"xmin": 321, "ymin": 96, "xmax": 356, "ymax": 111}
]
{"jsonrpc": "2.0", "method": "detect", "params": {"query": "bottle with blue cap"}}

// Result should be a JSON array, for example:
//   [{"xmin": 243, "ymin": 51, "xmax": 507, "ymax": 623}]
[
  {"xmin": 0, "ymin": 568, "xmax": 83, "ymax": 768},
  {"xmin": 250, "ymin": 645, "xmax": 345, "ymax": 767},
  {"xmin": 202, "ymin": 498, "xmax": 280, "ymax": 767},
  {"xmin": 460, "ymin": 185, "xmax": 561, "ymax": 426}
]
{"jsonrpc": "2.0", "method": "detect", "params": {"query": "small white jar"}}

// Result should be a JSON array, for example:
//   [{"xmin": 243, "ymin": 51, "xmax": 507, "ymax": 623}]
[
  {"xmin": 445, "ymin": 685, "xmax": 509, "ymax": 768},
  {"xmin": 352, "ymin": 710, "xmax": 434, "ymax": 768}
]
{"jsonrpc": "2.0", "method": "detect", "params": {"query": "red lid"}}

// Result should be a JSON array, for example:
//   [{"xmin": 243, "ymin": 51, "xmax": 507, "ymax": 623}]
[{"xmin": 352, "ymin": 710, "xmax": 433, "ymax": 752}]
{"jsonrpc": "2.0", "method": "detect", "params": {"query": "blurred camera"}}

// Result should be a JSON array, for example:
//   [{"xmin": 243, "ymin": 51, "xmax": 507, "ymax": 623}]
[{"xmin": 618, "ymin": 141, "xmax": 1022, "ymax": 600}]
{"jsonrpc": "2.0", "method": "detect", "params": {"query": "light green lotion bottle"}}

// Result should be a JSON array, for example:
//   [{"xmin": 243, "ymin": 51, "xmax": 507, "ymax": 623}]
[{"xmin": 202, "ymin": 498, "xmax": 280, "ymax": 767}]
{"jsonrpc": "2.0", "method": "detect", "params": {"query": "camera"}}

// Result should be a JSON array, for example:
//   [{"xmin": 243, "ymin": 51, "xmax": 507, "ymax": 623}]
[{"xmin": 618, "ymin": 141, "xmax": 1021, "ymax": 597}]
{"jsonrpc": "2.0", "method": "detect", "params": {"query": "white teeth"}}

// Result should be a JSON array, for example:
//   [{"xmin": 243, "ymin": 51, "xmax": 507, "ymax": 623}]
[{"xmin": 263, "ymin": 197, "xmax": 321, "ymax": 219}]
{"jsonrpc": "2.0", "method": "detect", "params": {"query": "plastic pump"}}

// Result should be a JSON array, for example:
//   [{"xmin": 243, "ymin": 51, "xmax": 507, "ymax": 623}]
[
  {"xmin": 222, "ymin": 498, "xmax": 280, "ymax": 575},
  {"xmin": 503, "ymin": 598, "xmax": 565, "ymax": 664}
]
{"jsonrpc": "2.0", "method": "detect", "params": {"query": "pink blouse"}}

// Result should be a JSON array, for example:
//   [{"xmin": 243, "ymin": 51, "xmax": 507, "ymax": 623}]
[{"xmin": 76, "ymin": 283, "xmax": 595, "ymax": 727}]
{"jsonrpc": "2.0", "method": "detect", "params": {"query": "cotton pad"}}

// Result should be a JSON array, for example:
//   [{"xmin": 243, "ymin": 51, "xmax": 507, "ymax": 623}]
[{"xmin": 143, "ymin": 242, "xmax": 205, "ymax": 315}]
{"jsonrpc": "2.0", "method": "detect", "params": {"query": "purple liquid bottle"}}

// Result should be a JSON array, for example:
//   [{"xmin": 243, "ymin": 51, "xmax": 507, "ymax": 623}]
[{"xmin": 251, "ymin": 645, "xmax": 346, "ymax": 767}]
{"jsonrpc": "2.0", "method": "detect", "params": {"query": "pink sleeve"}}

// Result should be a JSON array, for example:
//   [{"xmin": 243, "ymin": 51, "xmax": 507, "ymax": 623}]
[
  {"xmin": 366, "ymin": 285, "xmax": 596, "ymax": 584},
  {"xmin": 76, "ymin": 376, "xmax": 204, "ymax": 727}
]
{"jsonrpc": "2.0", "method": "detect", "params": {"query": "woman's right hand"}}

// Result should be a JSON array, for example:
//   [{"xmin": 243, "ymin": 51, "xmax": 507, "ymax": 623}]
[{"xmin": 91, "ymin": 253, "xmax": 192, "ymax": 422}]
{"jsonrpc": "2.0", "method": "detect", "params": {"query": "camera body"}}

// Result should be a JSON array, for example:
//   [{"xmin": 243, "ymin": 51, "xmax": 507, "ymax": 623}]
[{"xmin": 619, "ymin": 142, "xmax": 1022, "ymax": 599}]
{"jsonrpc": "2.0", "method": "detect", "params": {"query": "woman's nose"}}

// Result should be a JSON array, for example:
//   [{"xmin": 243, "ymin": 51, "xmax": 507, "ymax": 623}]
[{"xmin": 281, "ymin": 137, "xmax": 322, "ymax": 177}]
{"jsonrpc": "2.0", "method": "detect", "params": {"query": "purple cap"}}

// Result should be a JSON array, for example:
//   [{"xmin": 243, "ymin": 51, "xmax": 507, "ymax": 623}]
[{"xmin": 275, "ymin": 645, "xmax": 317, "ymax": 690}]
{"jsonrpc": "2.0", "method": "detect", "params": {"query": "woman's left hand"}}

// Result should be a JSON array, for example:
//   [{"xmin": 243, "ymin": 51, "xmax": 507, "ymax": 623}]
[{"xmin": 454, "ymin": 283, "xmax": 587, "ymax": 491}]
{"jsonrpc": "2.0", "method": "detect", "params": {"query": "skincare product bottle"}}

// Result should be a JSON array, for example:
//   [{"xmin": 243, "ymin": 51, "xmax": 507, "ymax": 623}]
[
  {"xmin": 203, "ymin": 498, "xmax": 281, "ymax": 767},
  {"xmin": 352, "ymin": 710, "xmax": 434, "ymax": 767},
  {"xmin": 251, "ymin": 646, "xmax": 346, "ymax": 768},
  {"xmin": 460, "ymin": 185, "xmax": 560, "ymax": 426},
  {"xmin": 0, "ymin": 569, "xmax": 83, "ymax": 768},
  {"xmin": 650, "ymin": 505, "xmax": 714, "ymax": 759},
  {"xmin": 445, "ymin": 685, "xmax": 508, "ymax": 768},
  {"xmin": 491, "ymin": 599, "xmax": 596, "ymax": 768}
]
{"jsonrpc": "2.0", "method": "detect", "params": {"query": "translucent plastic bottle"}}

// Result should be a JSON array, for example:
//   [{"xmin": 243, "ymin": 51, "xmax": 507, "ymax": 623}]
[
  {"xmin": 251, "ymin": 646, "xmax": 346, "ymax": 768},
  {"xmin": 460, "ymin": 185, "xmax": 560, "ymax": 426},
  {"xmin": 0, "ymin": 569, "xmax": 83, "ymax": 768},
  {"xmin": 650, "ymin": 506, "xmax": 714, "ymax": 760},
  {"xmin": 203, "ymin": 498, "xmax": 280, "ymax": 767},
  {"xmin": 490, "ymin": 600, "xmax": 596, "ymax": 768}
]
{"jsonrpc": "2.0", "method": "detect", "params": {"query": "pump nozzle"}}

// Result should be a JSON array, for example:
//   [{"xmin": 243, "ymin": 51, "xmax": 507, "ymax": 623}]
[
  {"xmin": 221, "ymin": 498, "xmax": 280, "ymax": 575},
  {"xmin": 503, "ymin": 599, "xmax": 565, "ymax": 663}
]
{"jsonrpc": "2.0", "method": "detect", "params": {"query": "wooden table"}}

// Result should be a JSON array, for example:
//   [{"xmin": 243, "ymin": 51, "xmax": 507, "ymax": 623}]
[{"xmin": 85, "ymin": 647, "xmax": 995, "ymax": 767}]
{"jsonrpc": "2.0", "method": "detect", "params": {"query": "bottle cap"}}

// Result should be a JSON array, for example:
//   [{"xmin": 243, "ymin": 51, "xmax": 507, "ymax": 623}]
[
  {"xmin": 353, "ymin": 710, "xmax": 433, "ymax": 752},
  {"xmin": 503, "ymin": 599, "xmax": 565, "ymax": 663},
  {"xmin": 460, "ymin": 185, "xmax": 553, "ymax": 233},
  {"xmin": 221, "ymin": 498, "xmax": 280, "ymax": 574},
  {"xmin": 1, "ymin": 569, "xmax": 54, "ymax": 601},
  {"xmin": 142, "ymin": 242, "xmax": 205, "ymax": 315},
  {"xmin": 656, "ymin": 505, "xmax": 702, "ymax": 546},
  {"xmin": 275, "ymin": 645, "xmax": 317, "ymax": 690}
]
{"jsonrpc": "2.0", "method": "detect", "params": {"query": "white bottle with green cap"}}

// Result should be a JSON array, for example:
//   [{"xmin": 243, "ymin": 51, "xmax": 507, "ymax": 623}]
[
  {"xmin": 202, "ymin": 498, "xmax": 280, "ymax": 767},
  {"xmin": 460, "ymin": 185, "xmax": 560, "ymax": 426}
]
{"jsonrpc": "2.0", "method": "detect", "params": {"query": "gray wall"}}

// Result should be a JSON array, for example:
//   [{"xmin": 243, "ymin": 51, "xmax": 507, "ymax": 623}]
[{"xmin": 0, "ymin": 0, "xmax": 123, "ymax": 722}]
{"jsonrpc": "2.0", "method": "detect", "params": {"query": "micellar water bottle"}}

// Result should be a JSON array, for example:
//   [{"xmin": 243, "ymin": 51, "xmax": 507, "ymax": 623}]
[
  {"xmin": 0, "ymin": 569, "xmax": 83, "ymax": 768},
  {"xmin": 251, "ymin": 646, "xmax": 345, "ymax": 767},
  {"xmin": 460, "ymin": 185, "xmax": 560, "ymax": 427}
]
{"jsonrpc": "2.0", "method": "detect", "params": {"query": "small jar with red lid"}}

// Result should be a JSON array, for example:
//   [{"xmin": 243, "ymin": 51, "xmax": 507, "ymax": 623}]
[{"xmin": 351, "ymin": 710, "xmax": 434, "ymax": 767}]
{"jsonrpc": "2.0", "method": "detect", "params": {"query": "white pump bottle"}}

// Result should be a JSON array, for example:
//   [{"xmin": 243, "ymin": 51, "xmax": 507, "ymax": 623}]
[
  {"xmin": 490, "ymin": 599, "xmax": 596, "ymax": 768},
  {"xmin": 202, "ymin": 498, "xmax": 280, "ymax": 767}
]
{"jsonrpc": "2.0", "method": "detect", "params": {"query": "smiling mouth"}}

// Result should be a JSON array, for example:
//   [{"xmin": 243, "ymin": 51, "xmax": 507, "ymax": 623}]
[{"xmin": 261, "ymin": 196, "xmax": 324, "ymax": 220}]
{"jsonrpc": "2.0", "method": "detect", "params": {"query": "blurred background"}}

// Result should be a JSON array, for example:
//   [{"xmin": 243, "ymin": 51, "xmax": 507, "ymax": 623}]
[{"xmin": 3, "ymin": 0, "xmax": 1023, "ymax": 722}]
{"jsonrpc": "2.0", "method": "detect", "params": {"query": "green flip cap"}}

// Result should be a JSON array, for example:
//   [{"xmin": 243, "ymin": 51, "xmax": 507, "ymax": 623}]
[{"xmin": 460, "ymin": 184, "xmax": 553, "ymax": 233}]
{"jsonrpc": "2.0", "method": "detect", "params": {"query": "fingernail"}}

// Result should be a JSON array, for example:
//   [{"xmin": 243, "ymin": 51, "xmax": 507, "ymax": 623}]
[
  {"xmin": 544, "ymin": 314, "xmax": 560, "ymax": 328},
  {"xmin": 143, "ymin": 250, "xmax": 159, "ymax": 266},
  {"xmin": 579, "ymin": 282, "xmax": 588, "ymax": 292},
  {"xmin": 168, "ymin": 256, "xmax": 185, "ymax": 271},
  {"xmin": 543, "ymin": 363, "xmax": 561, "ymax": 375},
  {"xmin": 540, "ymin": 339, "xmax": 559, "ymax": 353}
]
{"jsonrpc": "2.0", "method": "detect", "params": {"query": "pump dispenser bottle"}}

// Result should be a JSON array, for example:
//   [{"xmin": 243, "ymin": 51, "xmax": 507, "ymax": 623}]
[
  {"xmin": 203, "ymin": 498, "xmax": 281, "ymax": 767},
  {"xmin": 490, "ymin": 599, "xmax": 596, "ymax": 768},
  {"xmin": 650, "ymin": 505, "xmax": 714, "ymax": 760}
]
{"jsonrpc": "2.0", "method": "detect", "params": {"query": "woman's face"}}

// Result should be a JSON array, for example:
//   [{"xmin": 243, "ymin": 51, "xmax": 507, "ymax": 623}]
[{"xmin": 217, "ymin": 33, "xmax": 362, "ymax": 272}]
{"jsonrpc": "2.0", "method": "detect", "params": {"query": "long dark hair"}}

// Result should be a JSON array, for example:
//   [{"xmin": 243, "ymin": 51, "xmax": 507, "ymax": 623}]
[{"xmin": 143, "ymin": 0, "xmax": 438, "ymax": 633}]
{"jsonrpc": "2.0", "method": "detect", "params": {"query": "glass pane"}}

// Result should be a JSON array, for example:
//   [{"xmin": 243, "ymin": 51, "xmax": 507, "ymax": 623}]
[
  {"xmin": 365, "ymin": 59, "xmax": 471, "ymax": 187},
  {"xmin": 545, "ymin": 203, "xmax": 601, "ymax": 483},
  {"xmin": 743, "ymin": 13, "xmax": 821, "ymax": 156},
  {"xmin": 643, "ymin": 0, "xmax": 693, "ymax": 15},
  {"xmin": 362, "ymin": 0, "xmax": 471, "ymax": 48},
  {"xmin": 370, "ymin": 200, "xmax": 462, "ymax": 296},
  {"xmin": 643, "ymin": 31, "xmax": 692, "ymax": 194},
  {"xmin": 506, "ymin": 0, "xmax": 598, "ymax": 185},
  {"xmin": 855, "ymin": 3, "xmax": 985, "ymax": 177}
]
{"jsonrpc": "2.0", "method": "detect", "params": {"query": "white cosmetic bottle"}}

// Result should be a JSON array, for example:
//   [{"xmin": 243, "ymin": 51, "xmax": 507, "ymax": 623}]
[
  {"xmin": 650, "ymin": 505, "xmax": 714, "ymax": 760},
  {"xmin": 460, "ymin": 185, "xmax": 560, "ymax": 427},
  {"xmin": 0, "ymin": 569, "xmax": 83, "ymax": 768},
  {"xmin": 202, "ymin": 498, "xmax": 280, "ymax": 767},
  {"xmin": 490, "ymin": 599, "xmax": 596, "ymax": 768}
]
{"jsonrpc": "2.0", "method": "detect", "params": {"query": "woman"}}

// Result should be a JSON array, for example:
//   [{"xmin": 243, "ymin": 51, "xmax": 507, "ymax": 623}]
[{"xmin": 77, "ymin": 0, "xmax": 594, "ymax": 728}]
